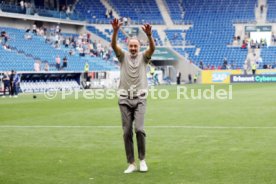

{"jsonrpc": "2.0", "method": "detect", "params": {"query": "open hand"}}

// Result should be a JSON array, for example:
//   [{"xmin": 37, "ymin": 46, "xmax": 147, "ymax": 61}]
[
  {"xmin": 111, "ymin": 18, "xmax": 123, "ymax": 32},
  {"xmin": 142, "ymin": 24, "xmax": 152, "ymax": 36}
]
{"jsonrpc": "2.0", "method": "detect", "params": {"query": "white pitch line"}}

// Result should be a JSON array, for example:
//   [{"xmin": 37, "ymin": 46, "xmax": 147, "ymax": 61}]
[{"xmin": 0, "ymin": 125, "xmax": 276, "ymax": 129}]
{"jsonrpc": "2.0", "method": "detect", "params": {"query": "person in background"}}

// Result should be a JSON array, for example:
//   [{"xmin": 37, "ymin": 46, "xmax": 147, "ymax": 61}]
[
  {"xmin": 188, "ymin": 74, "xmax": 192, "ymax": 84},
  {"xmin": 34, "ymin": 60, "xmax": 41, "ymax": 72},
  {"xmin": 84, "ymin": 62, "xmax": 89, "ymax": 81},
  {"xmin": 62, "ymin": 56, "xmax": 68, "ymax": 70},
  {"xmin": 20, "ymin": 0, "xmax": 25, "ymax": 10},
  {"xmin": 252, "ymin": 62, "xmax": 257, "ymax": 75},
  {"xmin": 32, "ymin": 23, "xmax": 37, "ymax": 35},
  {"xmin": 193, "ymin": 73, "xmax": 198, "ymax": 83},
  {"xmin": 199, "ymin": 60, "xmax": 204, "ymax": 69},
  {"xmin": 177, "ymin": 72, "xmax": 181, "ymax": 85},
  {"xmin": 44, "ymin": 62, "xmax": 49, "ymax": 71},
  {"xmin": 13, "ymin": 72, "xmax": 20, "ymax": 97},
  {"xmin": 9, "ymin": 70, "xmax": 15, "ymax": 97},
  {"xmin": 2, "ymin": 72, "xmax": 10, "ymax": 97},
  {"xmin": 56, "ymin": 55, "xmax": 61, "ymax": 71}
]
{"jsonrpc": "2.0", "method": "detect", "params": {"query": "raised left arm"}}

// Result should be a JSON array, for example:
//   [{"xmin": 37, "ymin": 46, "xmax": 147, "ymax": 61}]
[{"xmin": 142, "ymin": 24, "xmax": 155, "ymax": 58}]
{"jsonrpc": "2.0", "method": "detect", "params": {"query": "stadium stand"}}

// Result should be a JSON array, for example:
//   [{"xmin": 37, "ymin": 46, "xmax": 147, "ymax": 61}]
[
  {"xmin": 0, "ymin": 42, "xmax": 34, "ymax": 71},
  {"xmin": 152, "ymin": 30, "xmax": 163, "ymax": 46},
  {"xmin": 0, "ymin": 3, "xmax": 26, "ymax": 14},
  {"xmin": 0, "ymin": 0, "xmax": 85, "ymax": 21},
  {"xmin": 260, "ymin": 47, "xmax": 276, "ymax": 69},
  {"xmin": 267, "ymin": 0, "xmax": 276, "ymax": 22},
  {"xmin": 164, "ymin": 0, "xmax": 185, "ymax": 25},
  {"xmin": 174, "ymin": 47, "xmax": 197, "ymax": 60},
  {"xmin": 174, "ymin": 0, "xmax": 257, "ymax": 69},
  {"xmin": 74, "ymin": 0, "xmax": 111, "ymax": 24},
  {"xmin": 87, "ymin": 26, "xmax": 111, "ymax": 42},
  {"xmin": 104, "ymin": 29, "xmax": 127, "ymax": 42},
  {"xmin": 107, "ymin": 0, "xmax": 164, "ymax": 24},
  {"xmin": 164, "ymin": 29, "xmax": 186, "ymax": 46},
  {"xmin": 0, "ymin": 27, "xmax": 117, "ymax": 72}
]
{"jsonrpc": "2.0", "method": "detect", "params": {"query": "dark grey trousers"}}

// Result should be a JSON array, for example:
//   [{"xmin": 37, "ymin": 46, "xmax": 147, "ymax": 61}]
[{"xmin": 119, "ymin": 97, "xmax": 147, "ymax": 164}]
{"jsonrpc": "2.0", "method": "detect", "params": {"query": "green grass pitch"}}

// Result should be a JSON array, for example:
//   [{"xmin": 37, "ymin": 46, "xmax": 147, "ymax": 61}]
[{"xmin": 0, "ymin": 84, "xmax": 276, "ymax": 184}]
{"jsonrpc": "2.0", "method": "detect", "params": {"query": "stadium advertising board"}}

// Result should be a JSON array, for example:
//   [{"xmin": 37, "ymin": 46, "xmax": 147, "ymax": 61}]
[
  {"xmin": 201, "ymin": 69, "xmax": 276, "ymax": 84},
  {"xmin": 245, "ymin": 26, "xmax": 272, "ymax": 33},
  {"xmin": 141, "ymin": 47, "xmax": 178, "ymax": 61},
  {"xmin": 201, "ymin": 70, "xmax": 242, "ymax": 84},
  {"xmin": 231, "ymin": 74, "xmax": 276, "ymax": 83},
  {"xmin": 256, "ymin": 69, "xmax": 276, "ymax": 75}
]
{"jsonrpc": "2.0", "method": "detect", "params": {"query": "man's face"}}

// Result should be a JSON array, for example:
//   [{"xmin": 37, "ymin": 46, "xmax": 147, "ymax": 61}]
[{"xmin": 128, "ymin": 39, "xmax": 140, "ymax": 57}]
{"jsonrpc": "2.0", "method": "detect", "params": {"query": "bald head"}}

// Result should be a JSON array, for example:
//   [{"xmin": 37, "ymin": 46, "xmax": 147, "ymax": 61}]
[{"xmin": 128, "ymin": 37, "xmax": 140, "ymax": 57}]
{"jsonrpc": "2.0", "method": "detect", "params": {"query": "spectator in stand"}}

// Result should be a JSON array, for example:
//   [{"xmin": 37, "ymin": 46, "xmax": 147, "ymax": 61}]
[
  {"xmin": 260, "ymin": 5, "xmax": 264, "ymax": 14},
  {"xmin": 25, "ymin": 1, "xmax": 29, "ymax": 14},
  {"xmin": 61, "ymin": 4, "xmax": 66, "ymax": 12},
  {"xmin": 264, "ymin": 38, "xmax": 267, "ymax": 46},
  {"xmin": 69, "ymin": 49, "xmax": 75, "ymax": 56},
  {"xmin": 62, "ymin": 56, "xmax": 68, "ymax": 69},
  {"xmin": 256, "ymin": 40, "xmax": 260, "ymax": 48},
  {"xmin": 241, "ymin": 40, "xmax": 247, "ymax": 49},
  {"xmin": 109, "ymin": 9, "xmax": 113, "ymax": 17},
  {"xmin": 261, "ymin": 38, "xmax": 267, "ymax": 47},
  {"xmin": 127, "ymin": 17, "xmax": 131, "ymax": 25},
  {"xmin": 79, "ymin": 47, "xmax": 85, "ymax": 57},
  {"xmin": 24, "ymin": 31, "xmax": 32, "ymax": 40},
  {"xmin": 123, "ymin": 17, "xmax": 128, "ymax": 26},
  {"xmin": 56, "ymin": 25, "xmax": 60, "ymax": 34},
  {"xmin": 87, "ymin": 33, "xmax": 91, "ymax": 42},
  {"xmin": 54, "ymin": 34, "xmax": 60, "ymax": 48},
  {"xmin": 257, "ymin": 56, "xmax": 263, "ymax": 65},
  {"xmin": 34, "ymin": 60, "xmax": 40, "ymax": 71},
  {"xmin": 65, "ymin": 37, "xmax": 70, "ymax": 48},
  {"xmin": 20, "ymin": 0, "xmax": 25, "ymax": 10},
  {"xmin": 237, "ymin": 36, "xmax": 241, "ymax": 44},
  {"xmin": 105, "ymin": 9, "xmax": 110, "ymax": 18},
  {"xmin": 199, "ymin": 60, "xmax": 204, "ymax": 69},
  {"xmin": 56, "ymin": 55, "xmax": 61, "ymax": 70},
  {"xmin": 44, "ymin": 62, "xmax": 49, "ymax": 71},
  {"xmin": 222, "ymin": 57, "xmax": 228, "ymax": 70},
  {"xmin": 251, "ymin": 40, "xmax": 256, "ymax": 49},
  {"xmin": 272, "ymin": 34, "xmax": 275, "ymax": 44},
  {"xmin": 32, "ymin": 23, "xmax": 37, "ymax": 35},
  {"xmin": 1, "ymin": 31, "xmax": 9, "ymax": 45},
  {"xmin": 173, "ymin": 33, "xmax": 178, "ymax": 40},
  {"xmin": 66, "ymin": 6, "xmax": 72, "ymax": 16},
  {"xmin": 97, "ymin": 40, "xmax": 103, "ymax": 57},
  {"xmin": 3, "ymin": 44, "xmax": 11, "ymax": 51}
]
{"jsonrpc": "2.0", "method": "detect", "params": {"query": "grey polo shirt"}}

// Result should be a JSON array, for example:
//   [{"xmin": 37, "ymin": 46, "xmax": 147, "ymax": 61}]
[{"xmin": 117, "ymin": 50, "xmax": 150, "ymax": 96}]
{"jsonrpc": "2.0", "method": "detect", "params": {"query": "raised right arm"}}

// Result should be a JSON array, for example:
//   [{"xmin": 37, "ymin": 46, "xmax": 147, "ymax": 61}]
[{"xmin": 111, "ymin": 18, "xmax": 124, "ymax": 57}]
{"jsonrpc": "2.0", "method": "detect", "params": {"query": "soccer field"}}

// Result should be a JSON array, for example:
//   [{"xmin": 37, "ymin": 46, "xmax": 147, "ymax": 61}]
[{"xmin": 0, "ymin": 84, "xmax": 276, "ymax": 184}]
